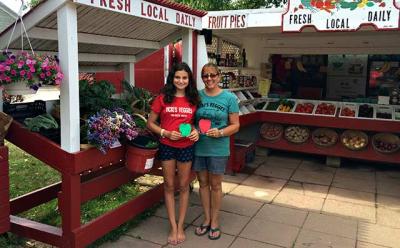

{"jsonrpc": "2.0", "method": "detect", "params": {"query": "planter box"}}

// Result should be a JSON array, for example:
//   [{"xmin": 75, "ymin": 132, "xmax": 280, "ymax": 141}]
[{"xmin": 0, "ymin": 146, "xmax": 10, "ymax": 234}]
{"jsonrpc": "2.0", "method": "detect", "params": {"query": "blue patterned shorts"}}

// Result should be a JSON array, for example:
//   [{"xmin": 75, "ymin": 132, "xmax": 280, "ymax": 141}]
[{"xmin": 157, "ymin": 143, "xmax": 194, "ymax": 162}]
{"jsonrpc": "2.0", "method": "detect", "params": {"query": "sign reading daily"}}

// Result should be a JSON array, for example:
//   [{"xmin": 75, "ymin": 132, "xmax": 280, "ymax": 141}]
[
  {"xmin": 282, "ymin": 0, "xmax": 400, "ymax": 32},
  {"xmin": 73, "ymin": 0, "xmax": 202, "ymax": 30}
]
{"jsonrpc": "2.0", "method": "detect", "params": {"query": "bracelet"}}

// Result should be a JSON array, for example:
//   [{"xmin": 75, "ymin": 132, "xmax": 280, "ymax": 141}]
[
  {"xmin": 219, "ymin": 129, "xmax": 224, "ymax": 137},
  {"xmin": 160, "ymin": 129, "xmax": 165, "ymax": 138}
]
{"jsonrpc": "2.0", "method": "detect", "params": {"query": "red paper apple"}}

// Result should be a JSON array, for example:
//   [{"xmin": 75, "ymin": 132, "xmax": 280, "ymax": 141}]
[{"xmin": 199, "ymin": 119, "xmax": 211, "ymax": 134}]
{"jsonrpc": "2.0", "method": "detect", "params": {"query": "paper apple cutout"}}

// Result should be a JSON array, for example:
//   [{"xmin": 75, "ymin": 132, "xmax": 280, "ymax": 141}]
[
  {"xmin": 179, "ymin": 123, "xmax": 191, "ymax": 137},
  {"xmin": 199, "ymin": 119, "xmax": 211, "ymax": 134}
]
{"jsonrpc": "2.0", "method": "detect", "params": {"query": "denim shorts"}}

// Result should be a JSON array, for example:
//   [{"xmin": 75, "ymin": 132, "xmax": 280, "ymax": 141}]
[
  {"xmin": 157, "ymin": 143, "xmax": 194, "ymax": 162},
  {"xmin": 192, "ymin": 156, "xmax": 229, "ymax": 175}
]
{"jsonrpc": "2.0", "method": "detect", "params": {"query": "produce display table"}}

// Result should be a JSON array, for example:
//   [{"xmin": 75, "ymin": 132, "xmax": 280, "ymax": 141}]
[
  {"xmin": 230, "ymin": 112, "xmax": 400, "ymax": 171},
  {"xmin": 5, "ymin": 121, "xmax": 191, "ymax": 247},
  {"xmin": 0, "ymin": 146, "xmax": 10, "ymax": 234}
]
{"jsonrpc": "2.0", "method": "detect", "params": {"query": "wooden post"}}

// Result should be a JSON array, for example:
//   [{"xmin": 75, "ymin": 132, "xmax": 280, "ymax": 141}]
[
  {"xmin": 57, "ymin": 2, "xmax": 80, "ymax": 153},
  {"xmin": 181, "ymin": 29, "xmax": 193, "ymax": 69},
  {"xmin": 0, "ymin": 146, "xmax": 10, "ymax": 234}
]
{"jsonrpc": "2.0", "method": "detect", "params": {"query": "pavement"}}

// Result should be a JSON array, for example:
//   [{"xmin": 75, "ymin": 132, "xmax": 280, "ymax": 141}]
[{"xmin": 101, "ymin": 150, "xmax": 400, "ymax": 248}]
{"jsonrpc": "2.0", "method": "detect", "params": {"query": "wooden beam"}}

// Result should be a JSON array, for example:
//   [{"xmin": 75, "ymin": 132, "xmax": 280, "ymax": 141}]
[
  {"xmin": 7, "ymin": 49, "xmax": 136, "ymax": 63},
  {"xmin": 0, "ymin": 0, "xmax": 68, "ymax": 49},
  {"xmin": 28, "ymin": 27, "xmax": 161, "ymax": 50}
]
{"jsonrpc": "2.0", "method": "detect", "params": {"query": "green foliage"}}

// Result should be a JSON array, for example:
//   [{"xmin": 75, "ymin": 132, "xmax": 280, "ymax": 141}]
[
  {"xmin": 172, "ymin": 0, "xmax": 285, "ymax": 10},
  {"xmin": 24, "ymin": 114, "xmax": 59, "ymax": 132},
  {"xmin": 122, "ymin": 80, "xmax": 154, "ymax": 116},
  {"xmin": 79, "ymin": 80, "xmax": 117, "ymax": 117}
]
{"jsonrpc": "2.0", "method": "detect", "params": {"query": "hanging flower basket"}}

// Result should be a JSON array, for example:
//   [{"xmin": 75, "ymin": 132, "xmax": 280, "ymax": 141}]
[
  {"xmin": 0, "ymin": 51, "xmax": 63, "ymax": 95},
  {"xmin": 125, "ymin": 135, "xmax": 158, "ymax": 174}
]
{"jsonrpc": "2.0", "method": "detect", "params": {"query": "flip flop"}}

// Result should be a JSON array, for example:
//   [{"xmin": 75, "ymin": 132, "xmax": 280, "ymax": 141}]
[
  {"xmin": 208, "ymin": 227, "xmax": 221, "ymax": 240},
  {"xmin": 194, "ymin": 224, "xmax": 210, "ymax": 236}
]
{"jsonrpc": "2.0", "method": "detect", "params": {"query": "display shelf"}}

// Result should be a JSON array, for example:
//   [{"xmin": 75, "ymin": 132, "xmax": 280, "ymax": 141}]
[
  {"xmin": 257, "ymin": 138, "xmax": 400, "ymax": 164},
  {"xmin": 257, "ymin": 112, "xmax": 400, "ymax": 133},
  {"xmin": 228, "ymin": 86, "xmax": 258, "ymax": 92},
  {"xmin": 219, "ymin": 66, "xmax": 259, "ymax": 71}
]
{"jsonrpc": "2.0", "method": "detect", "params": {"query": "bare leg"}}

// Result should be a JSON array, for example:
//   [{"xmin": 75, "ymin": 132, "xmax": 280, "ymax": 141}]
[
  {"xmin": 209, "ymin": 173, "xmax": 223, "ymax": 239},
  {"xmin": 195, "ymin": 170, "xmax": 211, "ymax": 234},
  {"xmin": 162, "ymin": 160, "xmax": 178, "ymax": 245},
  {"xmin": 176, "ymin": 161, "xmax": 192, "ymax": 243}
]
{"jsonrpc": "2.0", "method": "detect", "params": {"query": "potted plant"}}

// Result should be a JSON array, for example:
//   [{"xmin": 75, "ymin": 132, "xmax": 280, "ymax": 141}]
[
  {"xmin": 0, "ymin": 51, "xmax": 63, "ymax": 94},
  {"xmin": 124, "ymin": 113, "xmax": 159, "ymax": 174}
]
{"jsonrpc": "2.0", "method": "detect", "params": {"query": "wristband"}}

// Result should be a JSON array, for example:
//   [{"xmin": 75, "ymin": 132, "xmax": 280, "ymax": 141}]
[{"xmin": 160, "ymin": 129, "xmax": 165, "ymax": 138}]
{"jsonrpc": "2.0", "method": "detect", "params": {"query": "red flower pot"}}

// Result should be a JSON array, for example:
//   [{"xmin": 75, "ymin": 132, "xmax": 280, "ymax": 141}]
[{"xmin": 125, "ymin": 145, "xmax": 158, "ymax": 174}]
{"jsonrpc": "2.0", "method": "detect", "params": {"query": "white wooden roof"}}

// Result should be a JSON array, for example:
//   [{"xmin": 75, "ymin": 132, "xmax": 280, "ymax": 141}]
[{"xmin": 0, "ymin": 0, "xmax": 206, "ymax": 64}]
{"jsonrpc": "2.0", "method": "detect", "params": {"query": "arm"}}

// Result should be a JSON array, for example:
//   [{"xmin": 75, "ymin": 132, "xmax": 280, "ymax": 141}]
[
  {"xmin": 206, "ymin": 112, "xmax": 240, "ymax": 138},
  {"xmin": 146, "ymin": 110, "xmax": 182, "ymax": 140}
]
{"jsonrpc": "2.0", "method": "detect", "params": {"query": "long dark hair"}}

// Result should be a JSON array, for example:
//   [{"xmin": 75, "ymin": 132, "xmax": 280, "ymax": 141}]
[{"xmin": 162, "ymin": 62, "xmax": 200, "ymax": 106}]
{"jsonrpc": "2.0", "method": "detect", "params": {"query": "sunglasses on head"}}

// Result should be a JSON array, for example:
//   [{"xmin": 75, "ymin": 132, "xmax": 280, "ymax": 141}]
[{"xmin": 201, "ymin": 73, "xmax": 219, "ymax": 79}]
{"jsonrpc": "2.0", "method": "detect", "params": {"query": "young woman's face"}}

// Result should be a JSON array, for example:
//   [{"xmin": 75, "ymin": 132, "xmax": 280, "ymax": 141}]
[
  {"xmin": 201, "ymin": 66, "xmax": 220, "ymax": 90},
  {"xmin": 173, "ymin": 70, "xmax": 189, "ymax": 91}
]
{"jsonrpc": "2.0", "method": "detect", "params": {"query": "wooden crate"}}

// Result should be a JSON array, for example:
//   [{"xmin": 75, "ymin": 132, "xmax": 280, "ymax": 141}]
[{"xmin": 0, "ymin": 146, "xmax": 10, "ymax": 234}]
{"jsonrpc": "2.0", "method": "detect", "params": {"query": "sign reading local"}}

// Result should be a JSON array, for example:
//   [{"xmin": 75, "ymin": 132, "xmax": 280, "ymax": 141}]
[
  {"xmin": 282, "ymin": 0, "xmax": 400, "ymax": 32},
  {"xmin": 73, "ymin": 0, "xmax": 202, "ymax": 30},
  {"xmin": 206, "ymin": 14, "xmax": 248, "ymax": 29}
]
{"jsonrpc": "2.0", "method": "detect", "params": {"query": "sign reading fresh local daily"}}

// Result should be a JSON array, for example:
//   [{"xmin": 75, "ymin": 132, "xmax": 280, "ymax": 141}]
[
  {"xmin": 73, "ymin": 0, "xmax": 202, "ymax": 30},
  {"xmin": 282, "ymin": 0, "xmax": 400, "ymax": 32}
]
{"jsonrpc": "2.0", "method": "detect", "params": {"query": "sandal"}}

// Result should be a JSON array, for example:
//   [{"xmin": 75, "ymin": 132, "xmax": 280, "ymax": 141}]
[
  {"xmin": 194, "ymin": 224, "xmax": 210, "ymax": 236},
  {"xmin": 208, "ymin": 227, "xmax": 221, "ymax": 240}
]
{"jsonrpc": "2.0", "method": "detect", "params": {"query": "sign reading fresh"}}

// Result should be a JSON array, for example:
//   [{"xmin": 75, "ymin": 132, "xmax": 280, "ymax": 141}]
[
  {"xmin": 73, "ymin": 0, "xmax": 202, "ymax": 30},
  {"xmin": 282, "ymin": 0, "xmax": 400, "ymax": 32}
]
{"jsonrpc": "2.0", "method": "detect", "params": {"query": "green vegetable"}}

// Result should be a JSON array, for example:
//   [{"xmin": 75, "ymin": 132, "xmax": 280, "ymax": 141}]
[{"xmin": 24, "ymin": 114, "xmax": 59, "ymax": 132}]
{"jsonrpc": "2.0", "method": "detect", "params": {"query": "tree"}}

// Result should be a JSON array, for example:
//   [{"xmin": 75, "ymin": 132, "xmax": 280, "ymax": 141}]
[
  {"xmin": 29, "ymin": 0, "xmax": 42, "ymax": 8},
  {"xmin": 173, "ymin": 0, "xmax": 285, "ymax": 10}
]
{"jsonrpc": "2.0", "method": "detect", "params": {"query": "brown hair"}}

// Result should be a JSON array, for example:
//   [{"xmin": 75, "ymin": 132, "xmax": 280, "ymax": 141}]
[{"xmin": 201, "ymin": 63, "xmax": 220, "ymax": 75}]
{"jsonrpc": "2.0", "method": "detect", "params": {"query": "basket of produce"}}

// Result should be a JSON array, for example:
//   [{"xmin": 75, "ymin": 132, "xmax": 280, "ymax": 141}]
[
  {"xmin": 277, "ymin": 99, "xmax": 295, "ymax": 112},
  {"xmin": 341, "ymin": 130, "xmax": 368, "ymax": 151},
  {"xmin": 312, "ymin": 128, "xmax": 338, "ymax": 147},
  {"xmin": 260, "ymin": 122, "xmax": 283, "ymax": 141},
  {"xmin": 372, "ymin": 133, "xmax": 400, "ymax": 154},
  {"xmin": 284, "ymin": 126, "xmax": 309, "ymax": 144},
  {"xmin": 265, "ymin": 101, "xmax": 280, "ymax": 111}
]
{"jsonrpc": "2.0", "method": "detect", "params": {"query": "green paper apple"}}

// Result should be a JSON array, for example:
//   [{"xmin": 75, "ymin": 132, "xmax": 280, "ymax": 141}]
[{"xmin": 179, "ymin": 123, "xmax": 191, "ymax": 137}]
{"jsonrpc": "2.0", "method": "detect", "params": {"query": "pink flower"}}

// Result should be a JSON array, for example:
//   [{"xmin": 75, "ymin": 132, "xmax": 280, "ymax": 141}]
[
  {"xmin": 20, "ymin": 70, "xmax": 26, "ymax": 76},
  {"xmin": 41, "ymin": 58, "xmax": 49, "ymax": 68},
  {"xmin": 6, "ymin": 59, "xmax": 14, "ymax": 65},
  {"xmin": 56, "ymin": 72, "xmax": 64, "ymax": 80},
  {"xmin": 46, "ymin": 71, "xmax": 51, "ymax": 77},
  {"xmin": 40, "ymin": 73, "xmax": 45, "ymax": 79},
  {"xmin": 10, "ymin": 70, "xmax": 16, "ymax": 75},
  {"xmin": 26, "ymin": 58, "xmax": 36, "ymax": 65},
  {"xmin": 29, "ymin": 66, "xmax": 35, "ymax": 73},
  {"xmin": 0, "ymin": 64, "xmax": 5, "ymax": 72},
  {"xmin": 18, "ymin": 60, "xmax": 25, "ymax": 68},
  {"xmin": 55, "ymin": 79, "xmax": 61, "ymax": 85},
  {"xmin": 5, "ymin": 66, "xmax": 10, "ymax": 71},
  {"xmin": 5, "ymin": 76, "xmax": 11, "ymax": 82}
]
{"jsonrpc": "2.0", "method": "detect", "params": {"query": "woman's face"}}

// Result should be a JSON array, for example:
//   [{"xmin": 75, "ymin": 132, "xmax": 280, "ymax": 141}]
[
  {"xmin": 202, "ymin": 66, "xmax": 220, "ymax": 90},
  {"xmin": 173, "ymin": 70, "xmax": 189, "ymax": 91}
]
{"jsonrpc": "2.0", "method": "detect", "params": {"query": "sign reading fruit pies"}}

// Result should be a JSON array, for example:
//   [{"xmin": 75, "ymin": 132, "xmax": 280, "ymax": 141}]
[
  {"xmin": 282, "ymin": 0, "xmax": 400, "ymax": 32},
  {"xmin": 73, "ymin": 0, "xmax": 202, "ymax": 30}
]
